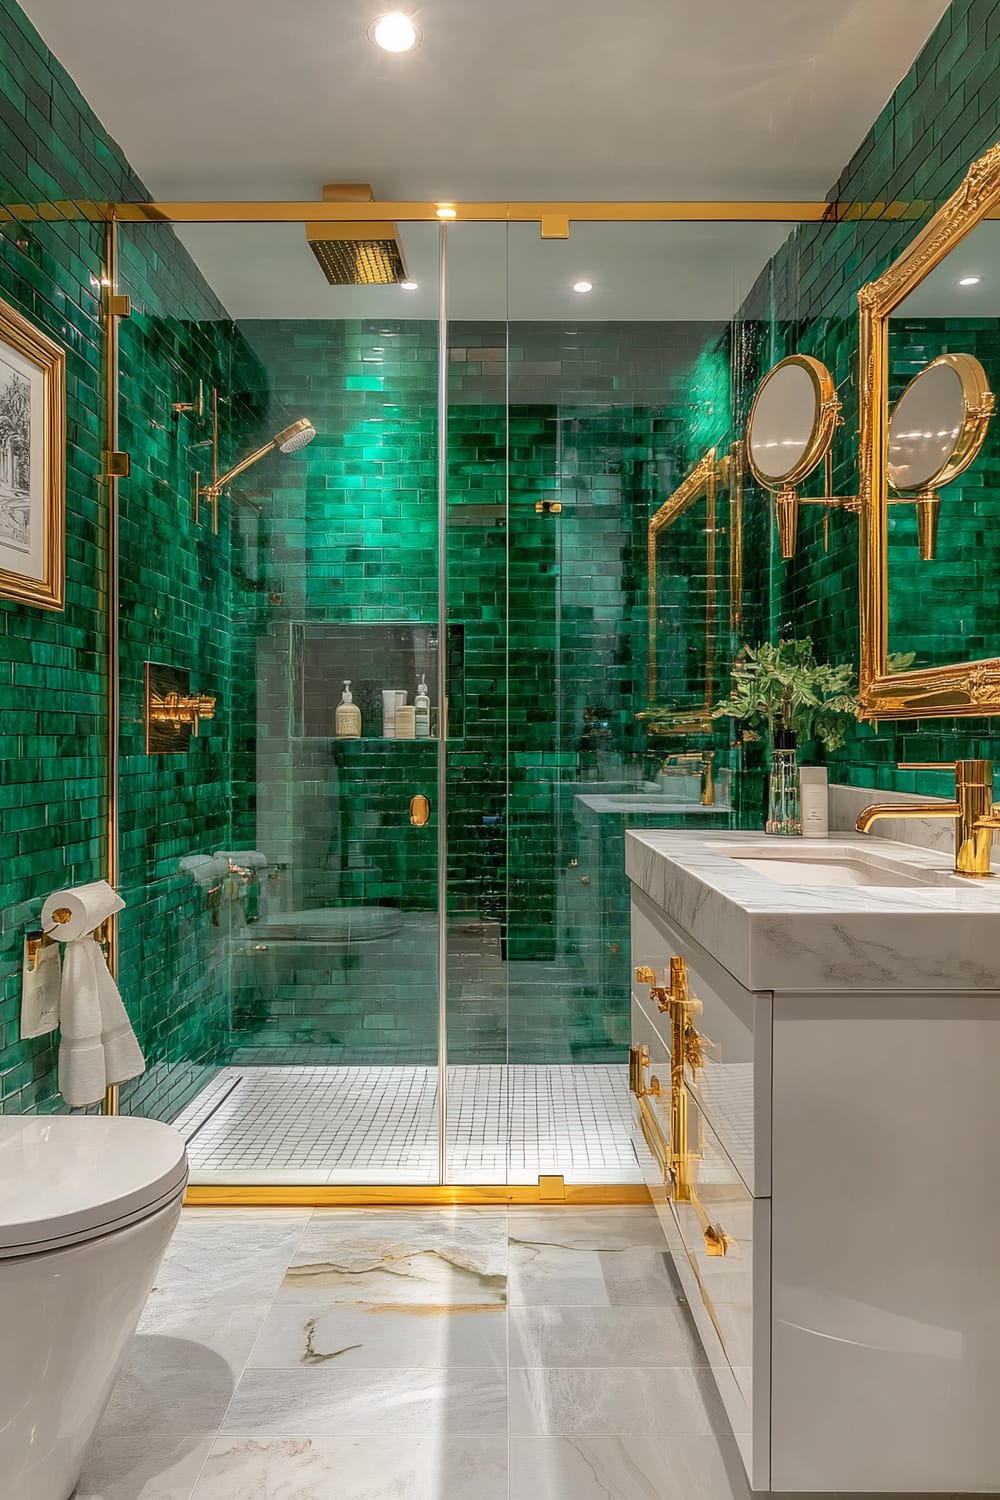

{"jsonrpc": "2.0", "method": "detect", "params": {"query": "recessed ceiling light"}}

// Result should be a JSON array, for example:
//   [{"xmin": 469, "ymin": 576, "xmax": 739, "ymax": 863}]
[
  {"xmin": 369, "ymin": 12, "xmax": 420, "ymax": 52},
  {"xmin": 436, "ymin": 205, "xmax": 457, "ymax": 220},
  {"xmin": 572, "ymin": 280, "xmax": 593, "ymax": 294},
  {"xmin": 400, "ymin": 280, "xmax": 419, "ymax": 290},
  {"xmin": 959, "ymin": 275, "xmax": 982, "ymax": 286}
]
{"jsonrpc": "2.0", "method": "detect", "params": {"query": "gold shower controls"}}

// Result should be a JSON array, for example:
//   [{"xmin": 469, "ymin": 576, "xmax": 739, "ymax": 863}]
[{"xmin": 145, "ymin": 663, "xmax": 217, "ymax": 754}]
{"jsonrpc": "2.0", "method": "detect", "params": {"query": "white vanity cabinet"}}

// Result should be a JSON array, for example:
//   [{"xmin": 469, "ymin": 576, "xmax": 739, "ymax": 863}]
[{"xmin": 628, "ymin": 832, "xmax": 1000, "ymax": 1495}]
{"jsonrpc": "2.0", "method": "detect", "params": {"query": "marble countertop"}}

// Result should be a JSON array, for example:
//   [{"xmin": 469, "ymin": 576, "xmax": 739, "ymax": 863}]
[
  {"xmin": 574, "ymin": 794, "xmax": 730, "ymax": 816},
  {"xmin": 625, "ymin": 830, "xmax": 1000, "ymax": 993}
]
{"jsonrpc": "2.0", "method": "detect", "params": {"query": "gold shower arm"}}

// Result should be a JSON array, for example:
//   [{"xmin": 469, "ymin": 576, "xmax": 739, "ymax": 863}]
[
  {"xmin": 210, "ymin": 442, "xmax": 274, "ymax": 494},
  {"xmin": 194, "ymin": 441, "xmax": 273, "ymax": 533}
]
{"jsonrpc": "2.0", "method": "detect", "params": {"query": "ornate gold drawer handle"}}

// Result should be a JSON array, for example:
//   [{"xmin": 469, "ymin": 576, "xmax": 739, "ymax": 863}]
[
  {"xmin": 635, "ymin": 956, "xmax": 697, "ymax": 1015},
  {"xmin": 683, "ymin": 1015, "xmax": 714, "ymax": 1071},
  {"xmin": 703, "ymin": 1222, "xmax": 736, "ymax": 1256},
  {"xmin": 628, "ymin": 1044, "xmax": 662, "ymax": 1099}
]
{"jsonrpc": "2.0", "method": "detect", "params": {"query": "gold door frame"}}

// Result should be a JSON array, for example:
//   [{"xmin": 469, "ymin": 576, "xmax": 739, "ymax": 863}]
[
  {"xmin": 647, "ymin": 448, "xmax": 719, "ymax": 732},
  {"xmin": 858, "ymin": 142, "xmax": 1000, "ymax": 717}
]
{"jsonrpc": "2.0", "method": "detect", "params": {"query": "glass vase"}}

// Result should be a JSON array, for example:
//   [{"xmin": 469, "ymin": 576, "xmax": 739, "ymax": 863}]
[{"xmin": 766, "ymin": 747, "xmax": 802, "ymax": 836}]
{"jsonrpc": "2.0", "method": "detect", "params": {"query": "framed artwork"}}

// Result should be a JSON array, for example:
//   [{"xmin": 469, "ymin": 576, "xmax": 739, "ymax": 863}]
[{"xmin": 0, "ymin": 295, "xmax": 65, "ymax": 610}]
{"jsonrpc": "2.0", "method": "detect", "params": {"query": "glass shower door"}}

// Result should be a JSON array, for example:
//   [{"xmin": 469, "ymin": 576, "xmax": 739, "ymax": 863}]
[{"xmin": 116, "ymin": 219, "xmax": 446, "ymax": 1185}]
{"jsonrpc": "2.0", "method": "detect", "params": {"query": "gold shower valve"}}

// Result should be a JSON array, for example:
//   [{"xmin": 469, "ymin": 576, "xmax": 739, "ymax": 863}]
[{"xmin": 150, "ymin": 691, "xmax": 217, "ymax": 737}]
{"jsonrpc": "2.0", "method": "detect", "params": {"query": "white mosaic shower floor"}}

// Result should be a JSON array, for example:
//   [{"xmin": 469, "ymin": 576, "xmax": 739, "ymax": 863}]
[{"xmin": 173, "ymin": 1064, "xmax": 643, "ymax": 1185}]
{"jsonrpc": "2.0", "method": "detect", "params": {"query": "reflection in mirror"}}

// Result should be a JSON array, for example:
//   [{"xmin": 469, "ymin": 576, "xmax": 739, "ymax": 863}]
[
  {"xmin": 886, "ymin": 217, "xmax": 1000, "ymax": 675},
  {"xmin": 745, "ymin": 355, "xmax": 840, "ymax": 558},
  {"xmin": 887, "ymin": 353, "xmax": 994, "ymax": 559},
  {"xmin": 645, "ymin": 448, "xmax": 729, "ymax": 734}
]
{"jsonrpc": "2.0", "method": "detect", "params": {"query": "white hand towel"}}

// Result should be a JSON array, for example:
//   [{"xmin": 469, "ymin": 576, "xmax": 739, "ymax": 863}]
[
  {"xmin": 57, "ymin": 939, "xmax": 107, "ymax": 1109},
  {"xmin": 44, "ymin": 881, "xmax": 145, "ymax": 1109},
  {"xmin": 180, "ymin": 854, "xmax": 229, "ymax": 886},
  {"xmin": 57, "ymin": 937, "xmax": 145, "ymax": 1108}
]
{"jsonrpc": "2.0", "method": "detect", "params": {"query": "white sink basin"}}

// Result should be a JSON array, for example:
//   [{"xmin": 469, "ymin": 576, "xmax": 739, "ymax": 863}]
[{"xmin": 717, "ymin": 843, "xmax": 951, "ymax": 888}]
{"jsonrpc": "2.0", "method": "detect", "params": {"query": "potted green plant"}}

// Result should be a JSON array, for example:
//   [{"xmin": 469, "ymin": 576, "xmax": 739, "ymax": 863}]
[{"xmin": 712, "ymin": 639, "xmax": 870, "ymax": 835}]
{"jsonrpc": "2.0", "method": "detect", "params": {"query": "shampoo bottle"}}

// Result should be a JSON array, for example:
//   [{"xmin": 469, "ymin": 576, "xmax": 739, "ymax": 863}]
[
  {"xmin": 335, "ymin": 681, "xmax": 362, "ymax": 739},
  {"xmin": 415, "ymin": 675, "xmax": 430, "ymax": 738}
]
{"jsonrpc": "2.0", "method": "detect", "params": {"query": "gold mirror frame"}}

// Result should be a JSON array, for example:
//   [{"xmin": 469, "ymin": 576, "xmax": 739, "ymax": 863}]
[
  {"xmin": 646, "ymin": 447, "xmax": 719, "ymax": 735},
  {"xmin": 746, "ymin": 354, "xmax": 840, "ymax": 489},
  {"xmin": 858, "ymin": 142, "xmax": 1000, "ymax": 718},
  {"xmin": 887, "ymin": 352, "xmax": 994, "ymax": 493}
]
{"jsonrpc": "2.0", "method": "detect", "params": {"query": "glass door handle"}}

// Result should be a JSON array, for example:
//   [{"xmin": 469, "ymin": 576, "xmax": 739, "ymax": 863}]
[{"xmin": 410, "ymin": 794, "xmax": 431, "ymax": 827}]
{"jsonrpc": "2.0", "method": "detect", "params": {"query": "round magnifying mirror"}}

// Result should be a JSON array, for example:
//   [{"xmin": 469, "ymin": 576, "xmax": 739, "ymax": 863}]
[
  {"xmin": 746, "ymin": 355, "xmax": 839, "ymax": 489},
  {"xmin": 887, "ymin": 352, "xmax": 993, "ymax": 493}
]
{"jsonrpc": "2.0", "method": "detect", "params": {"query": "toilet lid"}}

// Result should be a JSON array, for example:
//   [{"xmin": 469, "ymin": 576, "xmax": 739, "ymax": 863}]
[{"xmin": 0, "ymin": 1116, "xmax": 188, "ymax": 1257}]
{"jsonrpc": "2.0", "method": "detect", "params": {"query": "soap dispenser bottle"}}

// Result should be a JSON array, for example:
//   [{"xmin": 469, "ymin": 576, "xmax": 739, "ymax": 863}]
[
  {"xmin": 335, "ymin": 681, "xmax": 362, "ymax": 738},
  {"xmin": 415, "ymin": 675, "xmax": 430, "ymax": 739}
]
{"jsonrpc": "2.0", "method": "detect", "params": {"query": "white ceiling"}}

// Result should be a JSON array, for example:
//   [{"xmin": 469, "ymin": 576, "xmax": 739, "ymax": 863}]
[{"xmin": 21, "ymin": 0, "xmax": 951, "ymax": 319}]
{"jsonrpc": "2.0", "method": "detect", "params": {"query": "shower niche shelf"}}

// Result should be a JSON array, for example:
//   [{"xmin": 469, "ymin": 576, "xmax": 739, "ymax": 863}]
[{"xmin": 292, "ymin": 621, "xmax": 464, "ymax": 740}]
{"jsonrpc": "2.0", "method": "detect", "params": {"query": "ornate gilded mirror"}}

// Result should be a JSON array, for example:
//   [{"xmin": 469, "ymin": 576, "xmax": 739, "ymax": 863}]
[
  {"xmin": 745, "ymin": 354, "xmax": 840, "ymax": 558},
  {"xmin": 858, "ymin": 142, "xmax": 1000, "ymax": 717},
  {"xmin": 645, "ymin": 446, "xmax": 735, "ymax": 734}
]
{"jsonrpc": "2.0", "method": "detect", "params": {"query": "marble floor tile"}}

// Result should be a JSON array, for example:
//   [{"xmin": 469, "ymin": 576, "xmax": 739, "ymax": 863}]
[
  {"xmin": 222, "ymin": 1366, "xmax": 508, "ymax": 1437},
  {"xmin": 153, "ymin": 1216, "xmax": 308, "ymax": 1304},
  {"xmin": 508, "ymin": 1207, "xmax": 667, "ymax": 1249},
  {"xmin": 293, "ymin": 1208, "xmax": 509, "ymax": 1265},
  {"xmin": 508, "ymin": 1243, "xmax": 680, "ymax": 1306},
  {"xmin": 134, "ymin": 1291, "xmax": 274, "ymax": 1373},
  {"xmin": 99, "ymin": 1337, "xmax": 237, "ymax": 1438},
  {"xmin": 510, "ymin": 1365, "xmax": 730, "ymax": 1436},
  {"xmin": 508, "ymin": 1435, "xmax": 753, "ymax": 1500},
  {"xmin": 75, "ymin": 1433, "xmax": 214, "ymax": 1500},
  {"xmin": 250, "ymin": 1298, "xmax": 507, "ymax": 1369},
  {"xmin": 509, "ymin": 1305, "xmax": 706, "ymax": 1367},
  {"xmin": 281, "ymin": 1211, "xmax": 508, "ymax": 1306},
  {"xmin": 191, "ymin": 1436, "xmax": 508, "ymax": 1500}
]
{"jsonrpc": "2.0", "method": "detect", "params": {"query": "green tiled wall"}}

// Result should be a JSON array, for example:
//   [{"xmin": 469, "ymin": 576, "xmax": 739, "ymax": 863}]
[
  {"xmin": 222, "ymin": 317, "xmax": 725, "ymax": 1063},
  {"xmin": 726, "ymin": 0, "xmax": 1000, "ymax": 793},
  {"xmin": 0, "ymin": 0, "xmax": 258, "ymax": 1116}
]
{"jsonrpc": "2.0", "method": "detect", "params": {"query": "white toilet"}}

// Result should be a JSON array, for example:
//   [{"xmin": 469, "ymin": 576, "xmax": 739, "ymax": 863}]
[{"xmin": 0, "ymin": 1115, "xmax": 188, "ymax": 1500}]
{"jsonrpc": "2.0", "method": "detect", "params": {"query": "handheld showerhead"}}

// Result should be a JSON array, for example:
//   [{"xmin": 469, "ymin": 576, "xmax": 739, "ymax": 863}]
[
  {"xmin": 194, "ymin": 415, "xmax": 318, "ymax": 532},
  {"xmin": 275, "ymin": 419, "xmax": 317, "ymax": 454}
]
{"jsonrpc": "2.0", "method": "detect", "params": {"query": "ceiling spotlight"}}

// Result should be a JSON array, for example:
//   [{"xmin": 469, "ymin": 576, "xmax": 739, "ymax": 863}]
[
  {"xmin": 572, "ymin": 280, "xmax": 593, "ymax": 294},
  {"xmin": 436, "ymin": 205, "xmax": 457, "ymax": 220},
  {"xmin": 400, "ymin": 280, "xmax": 419, "ymax": 291},
  {"xmin": 369, "ymin": 12, "xmax": 420, "ymax": 52},
  {"xmin": 959, "ymin": 275, "xmax": 982, "ymax": 286}
]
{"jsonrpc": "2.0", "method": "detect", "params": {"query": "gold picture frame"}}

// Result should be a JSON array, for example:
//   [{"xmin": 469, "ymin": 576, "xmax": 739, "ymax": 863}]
[
  {"xmin": 646, "ymin": 447, "xmax": 719, "ymax": 733},
  {"xmin": 0, "ymin": 295, "xmax": 65, "ymax": 611},
  {"xmin": 857, "ymin": 142, "xmax": 1000, "ymax": 717}
]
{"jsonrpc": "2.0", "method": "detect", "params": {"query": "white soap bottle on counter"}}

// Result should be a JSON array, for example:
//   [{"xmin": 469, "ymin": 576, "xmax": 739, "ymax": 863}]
[
  {"xmin": 415, "ymin": 675, "xmax": 430, "ymax": 738},
  {"xmin": 799, "ymin": 766, "xmax": 829, "ymax": 838}
]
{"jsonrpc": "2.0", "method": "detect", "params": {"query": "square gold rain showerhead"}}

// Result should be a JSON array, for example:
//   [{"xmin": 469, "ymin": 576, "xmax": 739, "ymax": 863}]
[{"xmin": 306, "ymin": 183, "xmax": 408, "ymax": 286}]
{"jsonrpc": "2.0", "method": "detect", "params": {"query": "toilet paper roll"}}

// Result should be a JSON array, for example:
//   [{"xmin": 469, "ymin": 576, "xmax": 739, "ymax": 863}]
[{"xmin": 41, "ymin": 880, "xmax": 125, "ymax": 942}]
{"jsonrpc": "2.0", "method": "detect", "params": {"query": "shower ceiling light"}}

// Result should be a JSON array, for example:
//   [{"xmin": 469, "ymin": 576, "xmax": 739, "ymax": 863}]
[
  {"xmin": 369, "ymin": 12, "xmax": 420, "ymax": 51},
  {"xmin": 436, "ymin": 205, "xmax": 457, "ymax": 219},
  {"xmin": 572, "ymin": 280, "xmax": 594, "ymax": 294},
  {"xmin": 400, "ymin": 280, "xmax": 419, "ymax": 290},
  {"xmin": 959, "ymin": 275, "xmax": 982, "ymax": 286}
]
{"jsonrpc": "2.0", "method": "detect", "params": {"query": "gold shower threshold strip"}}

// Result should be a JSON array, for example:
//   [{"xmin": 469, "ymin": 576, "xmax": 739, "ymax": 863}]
[{"xmin": 184, "ymin": 1181, "xmax": 651, "ymax": 1208}]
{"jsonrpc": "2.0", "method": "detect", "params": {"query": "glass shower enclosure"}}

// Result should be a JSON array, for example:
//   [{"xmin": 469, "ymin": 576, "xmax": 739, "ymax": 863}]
[{"xmin": 111, "ymin": 206, "xmax": 776, "ymax": 1195}]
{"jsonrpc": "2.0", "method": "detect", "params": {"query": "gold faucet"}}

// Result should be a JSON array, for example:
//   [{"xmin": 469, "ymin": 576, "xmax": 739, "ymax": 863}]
[
  {"xmin": 856, "ymin": 759, "xmax": 1000, "ymax": 878},
  {"xmin": 660, "ymin": 750, "xmax": 715, "ymax": 806}
]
